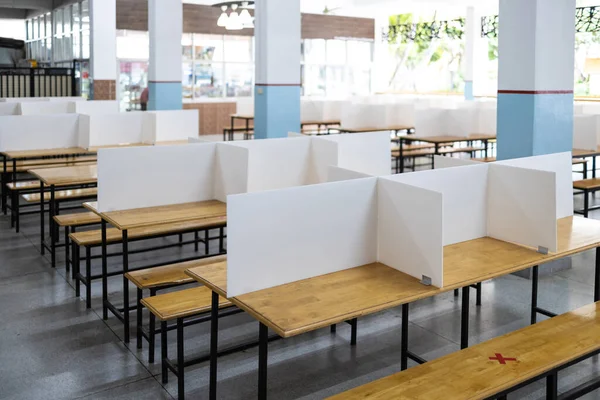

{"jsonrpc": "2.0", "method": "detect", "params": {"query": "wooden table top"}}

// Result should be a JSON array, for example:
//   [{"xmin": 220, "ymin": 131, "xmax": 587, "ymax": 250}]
[
  {"xmin": 83, "ymin": 201, "xmax": 99, "ymax": 214},
  {"xmin": 29, "ymin": 164, "xmax": 98, "ymax": 186},
  {"xmin": 1, "ymin": 147, "xmax": 92, "ymax": 159},
  {"xmin": 301, "ymin": 120, "xmax": 341, "ymax": 125},
  {"xmin": 101, "ymin": 200, "xmax": 227, "ymax": 230},
  {"xmin": 338, "ymin": 125, "xmax": 413, "ymax": 133},
  {"xmin": 186, "ymin": 216, "xmax": 600, "ymax": 338},
  {"xmin": 87, "ymin": 142, "xmax": 149, "ymax": 152},
  {"xmin": 231, "ymin": 114, "xmax": 254, "ymax": 120},
  {"xmin": 402, "ymin": 134, "xmax": 496, "ymax": 144},
  {"xmin": 328, "ymin": 301, "xmax": 600, "ymax": 399},
  {"xmin": 573, "ymin": 146, "xmax": 600, "ymax": 157},
  {"xmin": 154, "ymin": 140, "xmax": 190, "ymax": 146}
]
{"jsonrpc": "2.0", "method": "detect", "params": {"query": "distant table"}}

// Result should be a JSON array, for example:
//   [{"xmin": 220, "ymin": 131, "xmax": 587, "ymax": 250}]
[
  {"xmin": 86, "ymin": 142, "xmax": 149, "ymax": 152},
  {"xmin": 225, "ymin": 115, "xmax": 342, "ymax": 140},
  {"xmin": 97, "ymin": 200, "xmax": 228, "ymax": 343},
  {"xmin": 187, "ymin": 216, "xmax": 600, "ymax": 399},
  {"xmin": 335, "ymin": 125, "xmax": 414, "ymax": 135},
  {"xmin": 29, "ymin": 164, "xmax": 98, "ymax": 267},
  {"xmin": 398, "ymin": 134, "xmax": 495, "ymax": 172},
  {"xmin": 573, "ymin": 146, "xmax": 600, "ymax": 178}
]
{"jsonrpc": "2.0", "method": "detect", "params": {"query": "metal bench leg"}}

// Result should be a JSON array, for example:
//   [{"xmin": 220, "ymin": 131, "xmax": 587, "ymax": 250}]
[
  {"xmin": 205, "ymin": 229, "xmax": 209, "ymax": 255},
  {"xmin": 123, "ymin": 229, "xmax": 130, "ymax": 343},
  {"xmin": 454, "ymin": 289, "xmax": 459, "ymax": 297},
  {"xmin": 210, "ymin": 291, "xmax": 219, "ymax": 400},
  {"xmin": 64, "ymin": 226, "xmax": 70, "ymax": 274},
  {"xmin": 70, "ymin": 227, "xmax": 77, "ymax": 279},
  {"xmin": 149, "ymin": 288, "xmax": 157, "ymax": 364},
  {"xmin": 10, "ymin": 190, "xmax": 15, "ymax": 229},
  {"xmin": 461, "ymin": 286, "xmax": 470, "ymax": 349},
  {"xmin": 547, "ymin": 371, "xmax": 558, "ymax": 400},
  {"xmin": 85, "ymin": 247, "xmax": 91, "ymax": 309},
  {"xmin": 350, "ymin": 318, "xmax": 357, "ymax": 346},
  {"xmin": 330, "ymin": 324, "xmax": 336, "ymax": 333},
  {"xmin": 1, "ymin": 172, "xmax": 6, "ymax": 215},
  {"xmin": 194, "ymin": 231, "xmax": 199, "ymax": 252},
  {"xmin": 177, "ymin": 317, "xmax": 185, "ymax": 400},
  {"xmin": 101, "ymin": 220, "xmax": 108, "ymax": 319},
  {"xmin": 584, "ymin": 189, "xmax": 590, "ymax": 218},
  {"xmin": 137, "ymin": 288, "xmax": 143, "ymax": 350},
  {"xmin": 531, "ymin": 265, "xmax": 539, "ymax": 324},
  {"xmin": 161, "ymin": 320, "xmax": 168, "ymax": 384},
  {"xmin": 178, "ymin": 233, "xmax": 183, "ymax": 247},
  {"xmin": 219, "ymin": 227, "xmax": 225, "ymax": 253},
  {"xmin": 258, "ymin": 323, "xmax": 269, "ymax": 400},
  {"xmin": 476, "ymin": 282, "xmax": 482, "ymax": 306},
  {"xmin": 74, "ymin": 242, "xmax": 81, "ymax": 297}
]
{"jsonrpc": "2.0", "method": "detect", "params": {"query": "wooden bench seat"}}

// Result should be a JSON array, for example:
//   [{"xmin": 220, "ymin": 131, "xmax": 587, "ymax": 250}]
[
  {"xmin": 5, "ymin": 158, "xmax": 96, "ymax": 173},
  {"xmin": 53, "ymin": 212, "xmax": 101, "ymax": 227},
  {"xmin": 126, "ymin": 255, "xmax": 227, "ymax": 290},
  {"xmin": 22, "ymin": 187, "xmax": 97, "ymax": 203},
  {"xmin": 70, "ymin": 216, "xmax": 227, "ymax": 246},
  {"xmin": 142, "ymin": 286, "xmax": 231, "ymax": 321},
  {"xmin": 330, "ymin": 301, "xmax": 600, "ymax": 400},
  {"xmin": 6, "ymin": 180, "xmax": 40, "ymax": 190},
  {"xmin": 573, "ymin": 178, "xmax": 600, "ymax": 190},
  {"xmin": 392, "ymin": 146, "xmax": 485, "ymax": 158}
]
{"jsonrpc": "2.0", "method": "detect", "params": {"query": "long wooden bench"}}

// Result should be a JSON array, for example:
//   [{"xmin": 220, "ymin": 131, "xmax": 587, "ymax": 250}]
[
  {"xmin": 392, "ymin": 146, "xmax": 486, "ymax": 173},
  {"xmin": 22, "ymin": 187, "xmax": 98, "ymax": 203},
  {"xmin": 573, "ymin": 178, "xmax": 600, "ymax": 217},
  {"xmin": 54, "ymin": 212, "xmax": 102, "ymax": 277},
  {"xmin": 126, "ymin": 255, "xmax": 227, "ymax": 363},
  {"xmin": 142, "ymin": 286, "xmax": 233, "ymax": 400},
  {"xmin": 329, "ymin": 301, "xmax": 600, "ymax": 400},
  {"xmin": 71, "ymin": 216, "xmax": 227, "ymax": 309}
]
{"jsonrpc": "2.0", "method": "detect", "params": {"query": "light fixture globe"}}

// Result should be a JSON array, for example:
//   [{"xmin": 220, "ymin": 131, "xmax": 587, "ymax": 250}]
[
  {"xmin": 217, "ymin": 5, "xmax": 229, "ymax": 27},
  {"xmin": 226, "ymin": 4, "xmax": 243, "ymax": 30}
]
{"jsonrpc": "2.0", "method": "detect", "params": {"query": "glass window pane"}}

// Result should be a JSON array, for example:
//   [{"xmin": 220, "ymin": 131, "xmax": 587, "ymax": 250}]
[
  {"xmin": 194, "ymin": 63, "xmax": 223, "ymax": 98},
  {"xmin": 81, "ymin": 0, "xmax": 90, "ymax": 32},
  {"xmin": 33, "ymin": 17, "xmax": 38, "ymax": 39},
  {"xmin": 348, "ymin": 68, "xmax": 371, "ymax": 95},
  {"xmin": 326, "ymin": 40, "xmax": 346, "ymax": 64},
  {"xmin": 326, "ymin": 66, "xmax": 346, "ymax": 97},
  {"xmin": 72, "ymin": 2, "xmax": 80, "ymax": 32},
  {"xmin": 55, "ymin": 9, "xmax": 63, "ymax": 36},
  {"xmin": 193, "ymin": 34, "xmax": 223, "ymax": 62},
  {"xmin": 82, "ymin": 30, "xmax": 90, "ymax": 58},
  {"xmin": 224, "ymin": 36, "xmax": 251, "ymax": 62},
  {"xmin": 303, "ymin": 65, "xmax": 326, "ymax": 96},
  {"xmin": 46, "ymin": 13, "xmax": 51, "ymax": 38},
  {"xmin": 347, "ymin": 40, "xmax": 372, "ymax": 66},
  {"xmin": 26, "ymin": 20, "xmax": 31, "ymax": 40},
  {"xmin": 46, "ymin": 37, "xmax": 52, "ymax": 62},
  {"xmin": 225, "ymin": 64, "xmax": 253, "ymax": 97},
  {"xmin": 304, "ymin": 39, "xmax": 325, "ymax": 64},
  {"xmin": 182, "ymin": 62, "xmax": 193, "ymax": 99},
  {"xmin": 116, "ymin": 30, "xmax": 149, "ymax": 59},
  {"xmin": 182, "ymin": 33, "xmax": 193, "ymax": 60},
  {"xmin": 73, "ymin": 29, "xmax": 80, "ymax": 58},
  {"xmin": 63, "ymin": 7, "xmax": 71, "ymax": 34}
]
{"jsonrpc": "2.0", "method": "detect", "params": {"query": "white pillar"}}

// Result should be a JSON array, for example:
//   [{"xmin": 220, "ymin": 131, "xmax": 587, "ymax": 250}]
[
  {"xmin": 89, "ymin": 0, "xmax": 116, "ymax": 100},
  {"xmin": 463, "ymin": 6, "xmax": 476, "ymax": 100},
  {"xmin": 497, "ymin": 0, "xmax": 575, "ymax": 159},
  {"xmin": 148, "ymin": 0, "xmax": 182, "ymax": 110},
  {"xmin": 254, "ymin": 0, "xmax": 301, "ymax": 139}
]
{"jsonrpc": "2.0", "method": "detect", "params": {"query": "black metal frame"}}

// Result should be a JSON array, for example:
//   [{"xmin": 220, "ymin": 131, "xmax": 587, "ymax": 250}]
[{"xmin": 0, "ymin": 67, "xmax": 76, "ymax": 98}]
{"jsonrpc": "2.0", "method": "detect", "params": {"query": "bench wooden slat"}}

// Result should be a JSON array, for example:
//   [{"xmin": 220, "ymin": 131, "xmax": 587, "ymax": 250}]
[
  {"xmin": 141, "ymin": 286, "xmax": 232, "ymax": 321},
  {"xmin": 53, "ymin": 212, "xmax": 101, "ymax": 227},
  {"xmin": 22, "ymin": 188, "xmax": 97, "ymax": 203},
  {"xmin": 69, "ymin": 216, "xmax": 227, "ymax": 246},
  {"xmin": 329, "ymin": 302, "xmax": 600, "ymax": 400},
  {"xmin": 573, "ymin": 178, "xmax": 600, "ymax": 190},
  {"xmin": 392, "ymin": 146, "xmax": 485, "ymax": 157},
  {"xmin": 126, "ymin": 255, "xmax": 227, "ymax": 289},
  {"xmin": 6, "ymin": 180, "xmax": 40, "ymax": 190}
]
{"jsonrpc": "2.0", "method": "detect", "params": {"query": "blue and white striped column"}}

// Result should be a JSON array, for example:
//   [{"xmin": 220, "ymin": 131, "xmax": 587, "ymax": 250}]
[
  {"xmin": 463, "ymin": 6, "xmax": 476, "ymax": 101},
  {"xmin": 496, "ymin": 0, "xmax": 576, "ymax": 160},
  {"xmin": 254, "ymin": 0, "xmax": 301, "ymax": 139},
  {"xmin": 148, "ymin": 0, "xmax": 183, "ymax": 111}
]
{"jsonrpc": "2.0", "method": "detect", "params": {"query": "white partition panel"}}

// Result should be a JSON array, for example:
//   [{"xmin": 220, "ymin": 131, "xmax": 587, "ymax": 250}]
[
  {"xmin": 229, "ymin": 137, "xmax": 313, "ymax": 192},
  {"xmin": 377, "ymin": 179, "xmax": 443, "ymax": 287},
  {"xmin": 414, "ymin": 108, "xmax": 447, "ymax": 137},
  {"xmin": 146, "ymin": 110, "xmax": 200, "ymax": 143},
  {"xmin": 48, "ymin": 96, "xmax": 86, "ymax": 102},
  {"xmin": 0, "ymin": 103, "xmax": 18, "ymax": 115},
  {"xmin": 19, "ymin": 101, "xmax": 70, "ymax": 115},
  {"xmin": 434, "ymin": 155, "xmax": 482, "ymax": 169},
  {"xmin": 495, "ymin": 152, "xmax": 572, "ymax": 218},
  {"xmin": 318, "ymin": 132, "xmax": 391, "ymax": 176},
  {"xmin": 573, "ymin": 115, "xmax": 598, "ymax": 150},
  {"xmin": 487, "ymin": 164, "xmax": 557, "ymax": 252},
  {"xmin": 446, "ymin": 108, "xmax": 476, "ymax": 137},
  {"xmin": 69, "ymin": 100, "xmax": 119, "ymax": 115},
  {"xmin": 78, "ymin": 114, "xmax": 91, "ymax": 148},
  {"xmin": 214, "ymin": 143, "xmax": 249, "ymax": 202},
  {"xmin": 97, "ymin": 143, "xmax": 217, "ymax": 212},
  {"xmin": 309, "ymin": 136, "xmax": 339, "ymax": 183},
  {"xmin": 84, "ymin": 113, "xmax": 145, "ymax": 148},
  {"xmin": 0, "ymin": 97, "xmax": 48, "ymax": 102},
  {"xmin": 0, "ymin": 114, "xmax": 79, "ymax": 151},
  {"xmin": 301, "ymin": 99, "xmax": 324, "ymax": 122},
  {"xmin": 227, "ymin": 178, "xmax": 378, "ymax": 297},
  {"xmin": 328, "ymin": 166, "xmax": 372, "ymax": 182},
  {"xmin": 388, "ymin": 165, "xmax": 489, "ymax": 245},
  {"xmin": 477, "ymin": 108, "xmax": 497, "ymax": 135}
]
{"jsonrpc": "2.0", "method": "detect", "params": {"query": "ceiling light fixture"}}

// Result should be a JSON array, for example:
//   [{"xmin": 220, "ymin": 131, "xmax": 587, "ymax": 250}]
[
  {"xmin": 217, "ymin": 5, "xmax": 229, "ymax": 27},
  {"xmin": 213, "ymin": 1, "xmax": 254, "ymax": 30}
]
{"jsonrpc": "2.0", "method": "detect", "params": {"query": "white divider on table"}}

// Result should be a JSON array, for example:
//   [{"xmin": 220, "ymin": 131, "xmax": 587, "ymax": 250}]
[
  {"xmin": 226, "ymin": 136, "xmax": 313, "ymax": 191},
  {"xmin": 327, "ymin": 166, "xmax": 372, "ymax": 182},
  {"xmin": 68, "ymin": 100, "xmax": 119, "ymax": 115},
  {"xmin": 144, "ymin": 110, "xmax": 199, "ymax": 143},
  {"xmin": 288, "ymin": 132, "xmax": 303, "ymax": 138},
  {"xmin": 495, "ymin": 152, "xmax": 572, "ymax": 218},
  {"xmin": 214, "ymin": 143, "xmax": 249, "ymax": 202},
  {"xmin": 316, "ymin": 132, "xmax": 391, "ymax": 176},
  {"xmin": 0, "ymin": 97, "xmax": 48, "ymax": 102},
  {"xmin": 0, "ymin": 114, "xmax": 79, "ymax": 151},
  {"xmin": 309, "ymin": 136, "xmax": 338, "ymax": 183},
  {"xmin": 386, "ymin": 165, "xmax": 489, "ymax": 245},
  {"xmin": 573, "ymin": 115, "xmax": 598, "ymax": 151},
  {"xmin": 0, "ymin": 103, "xmax": 18, "ymax": 115},
  {"xmin": 477, "ymin": 108, "xmax": 497, "ymax": 135},
  {"xmin": 301, "ymin": 100, "xmax": 324, "ymax": 122},
  {"xmin": 97, "ymin": 143, "xmax": 217, "ymax": 212},
  {"xmin": 445, "ymin": 108, "xmax": 476, "ymax": 137},
  {"xmin": 188, "ymin": 136, "xmax": 210, "ymax": 143},
  {"xmin": 434, "ymin": 155, "xmax": 482, "ymax": 169},
  {"xmin": 487, "ymin": 164, "xmax": 557, "ymax": 252},
  {"xmin": 377, "ymin": 179, "xmax": 443, "ymax": 287},
  {"xmin": 19, "ymin": 101, "xmax": 70, "ymax": 115},
  {"xmin": 227, "ymin": 177, "xmax": 379, "ymax": 297},
  {"xmin": 79, "ymin": 112, "xmax": 145, "ymax": 149},
  {"xmin": 414, "ymin": 108, "xmax": 447, "ymax": 137}
]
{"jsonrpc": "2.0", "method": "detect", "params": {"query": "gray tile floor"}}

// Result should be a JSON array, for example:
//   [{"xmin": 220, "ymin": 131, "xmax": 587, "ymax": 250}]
[{"xmin": 2, "ymin": 193, "xmax": 600, "ymax": 399}]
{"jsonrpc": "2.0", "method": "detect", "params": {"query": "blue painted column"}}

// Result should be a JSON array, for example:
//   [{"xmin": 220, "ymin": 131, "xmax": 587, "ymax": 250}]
[
  {"xmin": 148, "ymin": 0, "xmax": 183, "ymax": 111},
  {"xmin": 496, "ymin": 0, "xmax": 576, "ymax": 160},
  {"xmin": 254, "ymin": 0, "xmax": 301, "ymax": 139}
]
